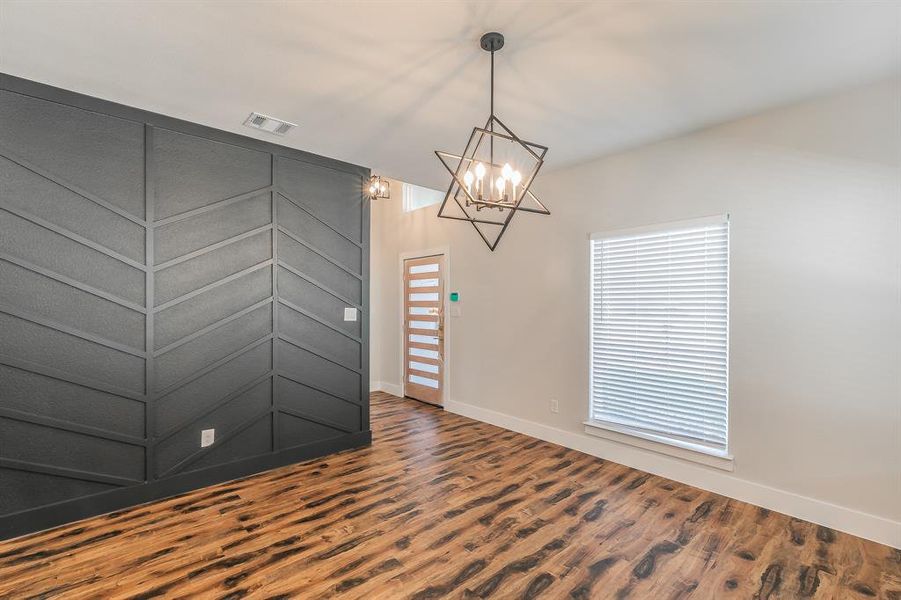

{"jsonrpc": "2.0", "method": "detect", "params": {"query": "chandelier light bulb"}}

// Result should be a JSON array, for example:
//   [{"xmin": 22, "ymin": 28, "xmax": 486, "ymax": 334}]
[
  {"xmin": 463, "ymin": 170, "xmax": 474, "ymax": 195},
  {"xmin": 502, "ymin": 163, "xmax": 513, "ymax": 180},
  {"xmin": 495, "ymin": 176, "xmax": 505, "ymax": 196},
  {"xmin": 510, "ymin": 170, "xmax": 522, "ymax": 201},
  {"xmin": 475, "ymin": 162, "xmax": 486, "ymax": 179}
]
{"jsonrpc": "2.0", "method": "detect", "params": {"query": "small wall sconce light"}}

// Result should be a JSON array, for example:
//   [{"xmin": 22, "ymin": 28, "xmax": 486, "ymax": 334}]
[{"xmin": 368, "ymin": 175, "xmax": 390, "ymax": 200}]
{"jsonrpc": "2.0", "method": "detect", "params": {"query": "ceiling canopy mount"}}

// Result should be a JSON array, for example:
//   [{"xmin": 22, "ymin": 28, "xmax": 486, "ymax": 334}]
[{"xmin": 479, "ymin": 31, "xmax": 505, "ymax": 52}]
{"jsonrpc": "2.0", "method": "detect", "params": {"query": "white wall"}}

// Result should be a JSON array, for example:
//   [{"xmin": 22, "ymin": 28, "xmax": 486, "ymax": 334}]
[{"xmin": 370, "ymin": 78, "xmax": 901, "ymax": 547}]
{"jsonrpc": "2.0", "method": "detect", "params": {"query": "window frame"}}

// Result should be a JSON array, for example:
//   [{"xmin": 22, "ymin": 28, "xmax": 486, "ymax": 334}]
[
  {"xmin": 402, "ymin": 182, "xmax": 443, "ymax": 213},
  {"xmin": 584, "ymin": 215, "xmax": 733, "ymax": 470}
]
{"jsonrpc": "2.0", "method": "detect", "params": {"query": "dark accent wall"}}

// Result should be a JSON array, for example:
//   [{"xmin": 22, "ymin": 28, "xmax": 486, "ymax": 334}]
[{"xmin": 0, "ymin": 74, "xmax": 370, "ymax": 540}]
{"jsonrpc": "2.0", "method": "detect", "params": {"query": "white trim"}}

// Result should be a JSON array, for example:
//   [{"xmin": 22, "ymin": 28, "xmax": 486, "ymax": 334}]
[
  {"xmin": 590, "ymin": 213, "xmax": 729, "ymax": 241},
  {"xmin": 370, "ymin": 381, "xmax": 404, "ymax": 396},
  {"xmin": 445, "ymin": 398, "xmax": 901, "ymax": 549},
  {"xmin": 584, "ymin": 420, "xmax": 734, "ymax": 471},
  {"xmin": 398, "ymin": 246, "xmax": 450, "ymax": 406}
]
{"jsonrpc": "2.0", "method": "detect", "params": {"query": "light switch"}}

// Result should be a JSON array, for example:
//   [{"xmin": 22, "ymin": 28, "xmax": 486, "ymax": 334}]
[
  {"xmin": 450, "ymin": 306, "xmax": 462, "ymax": 318},
  {"xmin": 344, "ymin": 307, "xmax": 357, "ymax": 321},
  {"xmin": 200, "ymin": 429, "xmax": 215, "ymax": 448}
]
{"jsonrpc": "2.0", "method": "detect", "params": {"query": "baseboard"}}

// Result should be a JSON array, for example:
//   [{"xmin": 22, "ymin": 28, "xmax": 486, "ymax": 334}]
[
  {"xmin": 445, "ymin": 399, "xmax": 900, "ymax": 549},
  {"xmin": 0, "ymin": 430, "xmax": 372, "ymax": 542},
  {"xmin": 371, "ymin": 381, "xmax": 404, "ymax": 397}
]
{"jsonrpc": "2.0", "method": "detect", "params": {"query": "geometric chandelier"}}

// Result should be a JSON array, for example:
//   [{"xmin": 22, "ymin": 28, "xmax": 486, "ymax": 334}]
[{"xmin": 435, "ymin": 32, "xmax": 550, "ymax": 251}]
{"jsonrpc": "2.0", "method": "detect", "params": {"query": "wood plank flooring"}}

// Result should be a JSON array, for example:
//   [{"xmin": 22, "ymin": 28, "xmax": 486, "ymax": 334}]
[{"xmin": 0, "ymin": 392, "xmax": 898, "ymax": 599}]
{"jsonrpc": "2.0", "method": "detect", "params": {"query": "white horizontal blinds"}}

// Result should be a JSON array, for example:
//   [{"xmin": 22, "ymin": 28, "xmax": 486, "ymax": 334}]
[{"xmin": 590, "ymin": 218, "xmax": 729, "ymax": 450}]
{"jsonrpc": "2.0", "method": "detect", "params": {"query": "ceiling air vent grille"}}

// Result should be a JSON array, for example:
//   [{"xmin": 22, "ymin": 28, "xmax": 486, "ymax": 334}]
[{"xmin": 243, "ymin": 112, "xmax": 297, "ymax": 136}]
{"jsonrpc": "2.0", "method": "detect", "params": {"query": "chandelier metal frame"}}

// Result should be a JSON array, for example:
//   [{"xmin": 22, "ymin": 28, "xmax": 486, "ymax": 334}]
[{"xmin": 434, "ymin": 32, "xmax": 550, "ymax": 251}]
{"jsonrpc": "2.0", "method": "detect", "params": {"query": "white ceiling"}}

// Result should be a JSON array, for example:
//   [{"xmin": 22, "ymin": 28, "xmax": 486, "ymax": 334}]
[{"xmin": 1, "ymin": 1, "xmax": 898, "ymax": 189}]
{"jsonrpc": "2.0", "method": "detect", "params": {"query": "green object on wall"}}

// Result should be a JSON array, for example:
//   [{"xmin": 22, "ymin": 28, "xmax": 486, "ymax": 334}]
[{"xmin": 450, "ymin": 292, "xmax": 459, "ymax": 302}]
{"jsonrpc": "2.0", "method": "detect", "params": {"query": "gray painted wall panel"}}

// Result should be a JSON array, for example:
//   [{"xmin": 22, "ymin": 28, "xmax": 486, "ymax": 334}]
[
  {"xmin": 154, "ymin": 268, "xmax": 272, "ymax": 349},
  {"xmin": 280, "ymin": 307, "xmax": 361, "ymax": 369},
  {"xmin": 277, "ymin": 376, "xmax": 362, "ymax": 431},
  {"xmin": 153, "ymin": 230, "xmax": 272, "ymax": 306},
  {"xmin": 155, "ymin": 341, "xmax": 272, "ymax": 434},
  {"xmin": 0, "ymin": 313, "xmax": 145, "ymax": 393},
  {"xmin": 277, "ymin": 340, "xmax": 361, "ymax": 403},
  {"xmin": 0, "ymin": 211, "xmax": 145, "ymax": 305},
  {"xmin": 0, "ymin": 470, "xmax": 116, "ymax": 516},
  {"xmin": 186, "ymin": 417, "xmax": 272, "ymax": 474},
  {"xmin": 278, "ymin": 412, "xmax": 345, "ymax": 450},
  {"xmin": 278, "ymin": 231, "xmax": 362, "ymax": 305},
  {"xmin": 152, "ymin": 128, "xmax": 271, "ymax": 219},
  {"xmin": 0, "ymin": 90, "xmax": 145, "ymax": 218},
  {"xmin": 0, "ymin": 156, "xmax": 145, "ymax": 262},
  {"xmin": 277, "ymin": 195, "xmax": 362, "ymax": 273},
  {"xmin": 153, "ymin": 304, "xmax": 272, "ymax": 390},
  {"xmin": 278, "ymin": 266, "xmax": 362, "ymax": 338},
  {"xmin": 154, "ymin": 192, "xmax": 271, "ymax": 263},
  {"xmin": 0, "ymin": 74, "xmax": 370, "ymax": 537},
  {"xmin": 0, "ymin": 418, "xmax": 145, "ymax": 481},
  {"xmin": 0, "ymin": 365, "xmax": 144, "ymax": 438},
  {"xmin": 277, "ymin": 157, "xmax": 364, "ymax": 242},
  {"xmin": 0, "ymin": 260, "xmax": 144, "ymax": 349},
  {"xmin": 154, "ymin": 379, "xmax": 271, "ymax": 476}
]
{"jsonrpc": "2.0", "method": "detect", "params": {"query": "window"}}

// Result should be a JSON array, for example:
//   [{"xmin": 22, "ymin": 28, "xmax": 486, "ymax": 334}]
[
  {"xmin": 403, "ymin": 182, "xmax": 443, "ymax": 212},
  {"xmin": 588, "ymin": 216, "xmax": 730, "ymax": 459}
]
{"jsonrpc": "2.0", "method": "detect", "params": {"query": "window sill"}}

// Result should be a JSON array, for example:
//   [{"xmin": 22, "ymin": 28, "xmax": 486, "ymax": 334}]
[{"xmin": 583, "ymin": 420, "xmax": 734, "ymax": 472}]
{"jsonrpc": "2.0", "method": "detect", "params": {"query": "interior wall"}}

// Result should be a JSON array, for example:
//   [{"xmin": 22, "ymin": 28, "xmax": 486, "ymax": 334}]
[
  {"xmin": 370, "ymin": 78, "xmax": 901, "ymax": 546},
  {"xmin": 0, "ymin": 74, "xmax": 371, "ymax": 540}
]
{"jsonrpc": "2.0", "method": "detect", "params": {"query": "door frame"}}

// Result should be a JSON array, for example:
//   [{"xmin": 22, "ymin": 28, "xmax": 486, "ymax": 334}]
[{"xmin": 398, "ymin": 246, "xmax": 450, "ymax": 406}]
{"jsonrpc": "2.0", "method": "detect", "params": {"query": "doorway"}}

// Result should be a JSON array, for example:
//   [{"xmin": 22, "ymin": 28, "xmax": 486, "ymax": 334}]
[{"xmin": 402, "ymin": 254, "xmax": 445, "ymax": 405}]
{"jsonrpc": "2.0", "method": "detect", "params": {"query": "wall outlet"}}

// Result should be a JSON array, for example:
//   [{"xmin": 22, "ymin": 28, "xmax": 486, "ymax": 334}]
[
  {"xmin": 550, "ymin": 399, "xmax": 559, "ymax": 414},
  {"xmin": 344, "ymin": 307, "xmax": 357, "ymax": 321},
  {"xmin": 200, "ymin": 428, "xmax": 215, "ymax": 448}
]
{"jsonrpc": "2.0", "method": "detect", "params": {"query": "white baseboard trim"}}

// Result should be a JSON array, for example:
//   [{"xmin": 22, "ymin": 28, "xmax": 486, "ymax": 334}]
[
  {"xmin": 445, "ymin": 399, "xmax": 900, "ymax": 549},
  {"xmin": 370, "ymin": 381, "xmax": 404, "ymax": 397}
]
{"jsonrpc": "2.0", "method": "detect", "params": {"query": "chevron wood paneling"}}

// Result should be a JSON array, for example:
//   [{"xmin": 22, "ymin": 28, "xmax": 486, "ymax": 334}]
[{"xmin": 0, "ymin": 75, "xmax": 370, "ymax": 539}]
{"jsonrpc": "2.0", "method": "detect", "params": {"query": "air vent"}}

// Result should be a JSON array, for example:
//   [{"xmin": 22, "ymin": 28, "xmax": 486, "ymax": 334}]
[{"xmin": 243, "ymin": 112, "xmax": 297, "ymax": 136}]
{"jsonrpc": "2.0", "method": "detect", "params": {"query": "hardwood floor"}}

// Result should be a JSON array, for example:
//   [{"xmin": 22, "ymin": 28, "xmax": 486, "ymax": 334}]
[{"xmin": 0, "ymin": 392, "xmax": 898, "ymax": 599}]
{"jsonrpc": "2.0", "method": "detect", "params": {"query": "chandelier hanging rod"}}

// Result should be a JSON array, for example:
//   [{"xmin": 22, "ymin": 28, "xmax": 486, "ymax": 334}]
[
  {"xmin": 483, "ymin": 31, "xmax": 503, "ymax": 173},
  {"xmin": 490, "ymin": 36, "xmax": 495, "ymax": 119}
]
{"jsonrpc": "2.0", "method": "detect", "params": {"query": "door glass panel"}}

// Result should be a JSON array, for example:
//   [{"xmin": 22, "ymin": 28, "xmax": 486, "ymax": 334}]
[
  {"xmin": 409, "ymin": 320, "xmax": 437, "ymax": 330},
  {"xmin": 409, "ymin": 292, "xmax": 439, "ymax": 302},
  {"xmin": 409, "ymin": 263, "xmax": 439, "ymax": 274},
  {"xmin": 409, "ymin": 278, "xmax": 439, "ymax": 288},
  {"xmin": 409, "ymin": 334, "xmax": 438, "ymax": 345},
  {"xmin": 409, "ymin": 347, "xmax": 440, "ymax": 359},
  {"xmin": 409, "ymin": 374, "xmax": 439, "ymax": 388},
  {"xmin": 409, "ymin": 360, "xmax": 439, "ymax": 374}
]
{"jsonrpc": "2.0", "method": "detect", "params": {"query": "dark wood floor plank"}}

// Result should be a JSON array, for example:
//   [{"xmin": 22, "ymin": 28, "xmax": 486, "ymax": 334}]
[{"xmin": 0, "ymin": 391, "xmax": 897, "ymax": 599}]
